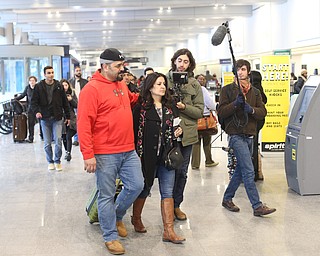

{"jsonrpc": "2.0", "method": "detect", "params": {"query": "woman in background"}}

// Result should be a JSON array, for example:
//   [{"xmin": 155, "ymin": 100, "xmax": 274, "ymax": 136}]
[{"xmin": 60, "ymin": 79, "xmax": 78, "ymax": 161}]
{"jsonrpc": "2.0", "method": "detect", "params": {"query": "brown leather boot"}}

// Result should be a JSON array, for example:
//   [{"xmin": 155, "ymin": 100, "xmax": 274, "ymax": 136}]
[
  {"xmin": 105, "ymin": 240, "xmax": 125, "ymax": 255},
  {"xmin": 116, "ymin": 221, "xmax": 127, "ymax": 237},
  {"xmin": 161, "ymin": 198, "xmax": 186, "ymax": 244},
  {"xmin": 131, "ymin": 198, "xmax": 147, "ymax": 233},
  {"xmin": 174, "ymin": 207, "xmax": 187, "ymax": 220}
]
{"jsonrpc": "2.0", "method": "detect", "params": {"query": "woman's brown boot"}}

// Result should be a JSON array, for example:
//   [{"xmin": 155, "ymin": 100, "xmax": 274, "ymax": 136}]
[
  {"xmin": 131, "ymin": 198, "xmax": 147, "ymax": 233},
  {"xmin": 161, "ymin": 198, "xmax": 186, "ymax": 244}
]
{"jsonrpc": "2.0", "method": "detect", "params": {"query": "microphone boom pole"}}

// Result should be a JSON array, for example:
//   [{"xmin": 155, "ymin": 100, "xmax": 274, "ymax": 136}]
[{"xmin": 224, "ymin": 22, "xmax": 242, "ymax": 96}]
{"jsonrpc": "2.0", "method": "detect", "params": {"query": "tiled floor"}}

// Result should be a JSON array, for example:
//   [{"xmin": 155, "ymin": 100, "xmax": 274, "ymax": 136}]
[{"xmin": 1, "ymin": 124, "xmax": 320, "ymax": 256}]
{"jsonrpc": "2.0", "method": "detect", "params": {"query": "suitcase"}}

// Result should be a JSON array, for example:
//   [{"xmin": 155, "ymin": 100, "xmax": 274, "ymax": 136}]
[
  {"xmin": 13, "ymin": 114, "xmax": 27, "ymax": 142},
  {"xmin": 86, "ymin": 178, "xmax": 123, "ymax": 224}
]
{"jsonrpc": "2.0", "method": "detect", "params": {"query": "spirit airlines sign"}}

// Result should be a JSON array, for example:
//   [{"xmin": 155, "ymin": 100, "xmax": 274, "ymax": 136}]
[{"xmin": 260, "ymin": 55, "xmax": 290, "ymax": 152}]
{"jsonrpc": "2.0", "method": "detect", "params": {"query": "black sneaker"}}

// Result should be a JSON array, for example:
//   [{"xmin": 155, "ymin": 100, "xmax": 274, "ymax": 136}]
[
  {"xmin": 222, "ymin": 200, "xmax": 240, "ymax": 212},
  {"xmin": 25, "ymin": 139, "xmax": 33, "ymax": 143}
]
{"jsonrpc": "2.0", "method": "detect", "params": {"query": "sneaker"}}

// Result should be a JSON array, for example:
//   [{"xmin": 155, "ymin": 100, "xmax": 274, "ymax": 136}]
[
  {"xmin": 254, "ymin": 204, "xmax": 276, "ymax": 216},
  {"xmin": 54, "ymin": 163, "xmax": 63, "ymax": 172},
  {"xmin": 116, "ymin": 221, "xmax": 127, "ymax": 237},
  {"xmin": 105, "ymin": 240, "xmax": 125, "ymax": 255},
  {"xmin": 72, "ymin": 141, "xmax": 79, "ymax": 146},
  {"xmin": 25, "ymin": 139, "xmax": 33, "ymax": 143},
  {"xmin": 222, "ymin": 200, "xmax": 240, "ymax": 212},
  {"xmin": 205, "ymin": 162, "xmax": 219, "ymax": 167},
  {"xmin": 66, "ymin": 154, "xmax": 71, "ymax": 161},
  {"xmin": 192, "ymin": 166, "xmax": 199, "ymax": 170},
  {"xmin": 48, "ymin": 163, "xmax": 55, "ymax": 170}
]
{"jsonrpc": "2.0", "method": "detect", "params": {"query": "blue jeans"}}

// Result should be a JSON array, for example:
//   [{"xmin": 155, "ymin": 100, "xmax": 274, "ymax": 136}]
[
  {"xmin": 173, "ymin": 144, "xmax": 193, "ymax": 208},
  {"xmin": 73, "ymin": 133, "xmax": 78, "ymax": 142},
  {"xmin": 40, "ymin": 118, "xmax": 63, "ymax": 164},
  {"xmin": 95, "ymin": 150, "xmax": 144, "ymax": 242},
  {"xmin": 223, "ymin": 135, "xmax": 262, "ymax": 209},
  {"xmin": 139, "ymin": 164, "xmax": 175, "ymax": 200}
]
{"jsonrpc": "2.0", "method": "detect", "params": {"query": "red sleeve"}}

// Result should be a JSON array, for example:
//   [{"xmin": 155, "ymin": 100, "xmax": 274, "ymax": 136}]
[{"xmin": 77, "ymin": 86, "xmax": 98, "ymax": 160}]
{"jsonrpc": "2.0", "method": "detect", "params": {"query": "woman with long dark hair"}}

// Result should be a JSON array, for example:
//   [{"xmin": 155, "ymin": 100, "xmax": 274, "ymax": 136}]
[
  {"xmin": 60, "ymin": 79, "xmax": 77, "ymax": 161},
  {"xmin": 132, "ymin": 72, "xmax": 185, "ymax": 244}
]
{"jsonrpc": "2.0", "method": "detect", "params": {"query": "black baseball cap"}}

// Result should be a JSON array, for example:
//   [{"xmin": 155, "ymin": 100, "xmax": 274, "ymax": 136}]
[{"xmin": 100, "ymin": 48, "xmax": 125, "ymax": 64}]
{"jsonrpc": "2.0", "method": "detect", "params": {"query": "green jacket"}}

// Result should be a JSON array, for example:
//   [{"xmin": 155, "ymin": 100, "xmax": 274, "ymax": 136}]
[{"xmin": 167, "ymin": 71, "xmax": 204, "ymax": 146}]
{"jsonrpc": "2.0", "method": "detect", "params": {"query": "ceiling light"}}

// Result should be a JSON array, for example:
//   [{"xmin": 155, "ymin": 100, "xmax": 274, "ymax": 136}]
[
  {"xmin": 159, "ymin": 7, "xmax": 163, "ymax": 13},
  {"xmin": 150, "ymin": 19, "xmax": 154, "ymax": 22},
  {"xmin": 103, "ymin": 10, "xmax": 108, "ymax": 16},
  {"xmin": 110, "ymin": 21, "xmax": 114, "ymax": 26},
  {"xmin": 103, "ymin": 21, "xmax": 107, "ymax": 26},
  {"xmin": 111, "ymin": 10, "xmax": 116, "ymax": 16},
  {"xmin": 48, "ymin": 11, "xmax": 53, "ymax": 18},
  {"xmin": 56, "ymin": 22, "xmax": 61, "ymax": 28},
  {"xmin": 221, "ymin": 4, "xmax": 226, "ymax": 9},
  {"xmin": 56, "ymin": 11, "xmax": 60, "ymax": 17},
  {"xmin": 103, "ymin": 30, "xmax": 107, "ymax": 34},
  {"xmin": 167, "ymin": 7, "xmax": 171, "ymax": 13}
]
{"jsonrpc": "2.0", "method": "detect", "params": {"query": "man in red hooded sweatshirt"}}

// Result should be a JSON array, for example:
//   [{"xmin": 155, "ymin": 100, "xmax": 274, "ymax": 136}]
[{"xmin": 77, "ymin": 48, "xmax": 144, "ymax": 255}]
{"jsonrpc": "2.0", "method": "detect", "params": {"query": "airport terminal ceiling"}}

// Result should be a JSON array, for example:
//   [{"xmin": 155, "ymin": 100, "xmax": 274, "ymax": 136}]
[{"xmin": 0, "ymin": 0, "xmax": 286, "ymax": 59}]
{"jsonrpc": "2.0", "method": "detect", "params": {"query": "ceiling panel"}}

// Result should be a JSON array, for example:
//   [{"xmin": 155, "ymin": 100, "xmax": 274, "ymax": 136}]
[{"xmin": 0, "ymin": 0, "xmax": 286, "ymax": 58}]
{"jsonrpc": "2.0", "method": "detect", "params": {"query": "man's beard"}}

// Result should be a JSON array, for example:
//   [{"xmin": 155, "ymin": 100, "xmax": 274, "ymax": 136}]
[
  {"xmin": 75, "ymin": 73, "xmax": 81, "ymax": 78},
  {"xmin": 116, "ymin": 74, "xmax": 123, "ymax": 81}
]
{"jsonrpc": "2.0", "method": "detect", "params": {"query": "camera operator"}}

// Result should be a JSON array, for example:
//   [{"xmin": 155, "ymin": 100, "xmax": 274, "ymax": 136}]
[{"xmin": 166, "ymin": 48, "xmax": 204, "ymax": 221}]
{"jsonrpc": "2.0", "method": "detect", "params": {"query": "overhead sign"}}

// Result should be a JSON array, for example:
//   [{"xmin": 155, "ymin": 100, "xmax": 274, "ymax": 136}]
[{"xmin": 219, "ymin": 58, "xmax": 232, "ymax": 65}]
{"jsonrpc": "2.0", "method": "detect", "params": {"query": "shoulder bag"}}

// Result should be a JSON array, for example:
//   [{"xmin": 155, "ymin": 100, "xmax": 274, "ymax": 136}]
[{"xmin": 197, "ymin": 111, "xmax": 218, "ymax": 136}]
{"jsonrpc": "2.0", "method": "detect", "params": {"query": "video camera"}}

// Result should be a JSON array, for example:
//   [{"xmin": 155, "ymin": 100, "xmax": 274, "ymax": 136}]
[{"xmin": 171, "ymin": 72, "xmax": 188, "ymax": 102}]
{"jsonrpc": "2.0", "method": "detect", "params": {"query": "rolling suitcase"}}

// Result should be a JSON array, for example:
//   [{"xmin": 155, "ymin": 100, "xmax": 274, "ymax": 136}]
[
  {"xmin": 86, "ymin": 178, "xmax": 123, "ymax": 224},
  {"xmin": 13, "ymin": 114, "xmax": 27, "ymax": 142}
]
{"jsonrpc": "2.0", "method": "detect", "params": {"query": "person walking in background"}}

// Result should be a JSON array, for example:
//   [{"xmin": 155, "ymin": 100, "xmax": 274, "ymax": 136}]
[
  {"xmin": 15, "ymin": 76, "xmax": 38, "ymax": 143},
  {"xmin": 77, "ymin": 48, "xmax": 144, "ymax": 255},
  {"xmin": 294, "ymin": 69, "xmax": 308, "ymax": 94},
  {"xmin": 167, "ymin": 48, "xmax": 204, "ymax": 221},
  {"xmin": 31, "ymin": 66, "xmax": 70, "ymax": 171},
  {"xmin": 250, "ymin": 70, "xmax": 267, "ymax": 181},
  {"xmin": 218, "ymin": 59, "xmax": 276, "ymax": 217},
  {"xmin": 60, "ymin": 79, "xmax": 77, "ymax": 162},
  {"xmin": 132, "ymin": 72, "xmax": 185, "ymax": 244},
  {"xmin": 191, "ymin": 74, "xmax": 219, "ymax": 170},
  {"xmin": 69, "ymin": 66, "xmax": 88, "ymax": 146}
]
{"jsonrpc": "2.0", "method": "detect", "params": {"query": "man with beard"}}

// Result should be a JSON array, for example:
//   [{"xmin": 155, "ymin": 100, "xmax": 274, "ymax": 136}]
[
  {"xmin": 77, "ymin": 48, "xmax": 144, "ymax": 255},
  {"xmin": 166, "ymin": 48, "xmax": 204, "ymax": 221},
  {"xmin": 69, "ymin": 66, "xmax": 88, "ymax": 146},
  {"xmin": 218, "ymin": 59, "xmax": 276, "ymax": 217}
]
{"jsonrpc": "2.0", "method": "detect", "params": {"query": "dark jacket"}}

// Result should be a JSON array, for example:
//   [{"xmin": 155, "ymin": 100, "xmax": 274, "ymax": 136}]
[
  {"xmin": 218, "ymin": 82, "xmax": 266, "ymax": 136},
  {"xmin": 294, "ymin": 76, "xmax": 306, "ymax": 94},
  {"xmin": 31, "ymin": 79, "xmax": 71, "ymax": 121},
  {"xmin": 133, "ymin": 103, "xmax": 179, "ymax": 189},
  {"xmin": 15, "ymin": 84, "xmax": 35, "ymax": 114},
  {"xmin": 69, "ymin": 77, "xmax": 88, "ymax": 91},
  {"xmin": 65, "ymin": 89, "xmax": 78, "ymax": 131}
]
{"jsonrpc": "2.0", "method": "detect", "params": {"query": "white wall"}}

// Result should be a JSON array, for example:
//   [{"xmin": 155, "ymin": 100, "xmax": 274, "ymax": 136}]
[{"xmin": 146, "ymin": 0, "xmax": 320, "ymax": 76}]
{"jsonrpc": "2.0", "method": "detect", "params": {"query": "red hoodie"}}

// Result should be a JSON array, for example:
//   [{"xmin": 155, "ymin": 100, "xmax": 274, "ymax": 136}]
[{"xmin": 78, "ymin": 69, "xmax": 139, "ymax": 160}]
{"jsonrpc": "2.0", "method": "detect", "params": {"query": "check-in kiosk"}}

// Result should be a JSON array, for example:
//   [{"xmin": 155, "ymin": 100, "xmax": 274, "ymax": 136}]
[{"xmin": 285, "ymin": 75, "xmax": 320, "ymax": 195}]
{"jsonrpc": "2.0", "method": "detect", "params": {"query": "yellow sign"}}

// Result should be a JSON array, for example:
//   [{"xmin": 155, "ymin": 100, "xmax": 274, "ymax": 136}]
[
  {"xmin": 222, "ymin": 72, "xmax": 234, "ymax": 87},
  {"xmin": 260, "ymin": 55, "xmax": 290, "ymax": 152}
]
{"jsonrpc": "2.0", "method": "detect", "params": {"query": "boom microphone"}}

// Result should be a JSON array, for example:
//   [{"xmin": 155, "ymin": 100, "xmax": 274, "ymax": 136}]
[{"xmin": 211, "ymin": 23, "xmax": 228, "ymax": 46}]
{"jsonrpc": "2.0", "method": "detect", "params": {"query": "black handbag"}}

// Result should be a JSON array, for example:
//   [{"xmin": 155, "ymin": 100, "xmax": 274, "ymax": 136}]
[{"xmin": 164, "ymin": 141, "xmax": 184, "ymax": 170}]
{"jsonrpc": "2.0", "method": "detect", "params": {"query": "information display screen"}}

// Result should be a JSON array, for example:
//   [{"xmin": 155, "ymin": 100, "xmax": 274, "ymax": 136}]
[{"xmin": 293, "ymin": 86, "xmax": 316, "ymax": 124}]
